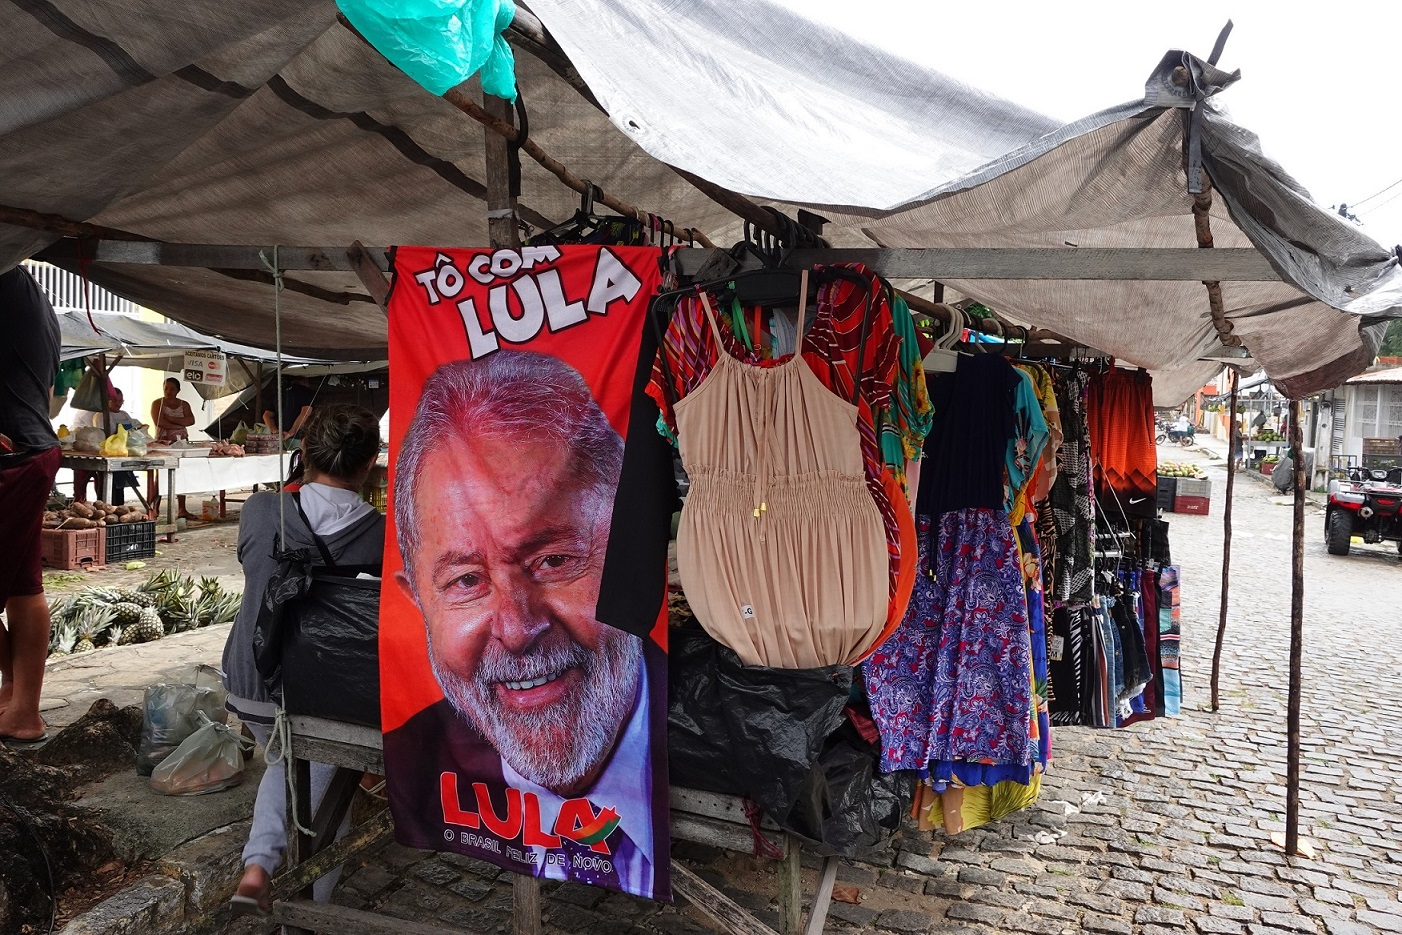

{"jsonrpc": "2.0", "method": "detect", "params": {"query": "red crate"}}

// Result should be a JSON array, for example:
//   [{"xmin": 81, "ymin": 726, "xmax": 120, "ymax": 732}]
[
  {"xmin": 41, "ymin": 527, "xmax": 106, "ymax": 569},
  {"xmin": 1174, "ymin": 495, "xmax": 1210, "ymax": 516}
]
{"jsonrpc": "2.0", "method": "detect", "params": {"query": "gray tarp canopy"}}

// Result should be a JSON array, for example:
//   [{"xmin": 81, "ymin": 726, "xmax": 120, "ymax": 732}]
[
  {"xmin": 59, "ymin": 311, "xmax": 386, "ymax": 398},
  {"xmin": 2, "ymin": 1, "xmax": 1399, "ymax": 403}
]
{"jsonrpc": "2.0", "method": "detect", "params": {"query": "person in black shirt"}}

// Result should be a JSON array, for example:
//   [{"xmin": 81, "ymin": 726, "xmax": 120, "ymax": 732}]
[
  {"xmin": 0, "ymin": 266, "xmax": 61, "ymax": 743},
  {"xmin": 263, "ymin": 376, "xmax": 315, "ymax": 442}
]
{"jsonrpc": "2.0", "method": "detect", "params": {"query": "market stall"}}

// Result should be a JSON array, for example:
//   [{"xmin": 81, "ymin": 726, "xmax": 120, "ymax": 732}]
[
  {"xmin": 3, "ymin": 3, "xmax": 1402, "ymax": 933},
  {"xmin": 53, "ymin": 310, "xmax": 385, "ymax": 519}
]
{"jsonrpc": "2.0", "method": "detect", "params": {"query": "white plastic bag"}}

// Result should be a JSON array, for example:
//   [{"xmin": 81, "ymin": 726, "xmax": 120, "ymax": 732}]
[
  {"xmin": 148, "ymin": 713, "xmax": 248, "ymax": 796},
  {"xmin": 137, "ymin": 665, "xmax": 228, "ymax": 776},
  {"xmin": 73, "ymin": 426, "xmax": 105, "ymax": 453},
  {"xmin": 126, "ymin": 427, "xmax": 153, "ymax": 456}
]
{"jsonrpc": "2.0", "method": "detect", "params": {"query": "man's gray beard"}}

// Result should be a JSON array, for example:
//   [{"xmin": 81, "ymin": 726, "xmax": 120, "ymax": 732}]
[{"xmin": 430, "ymin": 628, "xmax": 643, "ymax": 794}]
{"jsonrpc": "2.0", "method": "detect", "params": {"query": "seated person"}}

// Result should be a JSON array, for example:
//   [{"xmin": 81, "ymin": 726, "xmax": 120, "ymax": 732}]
[{"xmin": 73, "ymin": 388, "xmax": 145, "ymax": 505}]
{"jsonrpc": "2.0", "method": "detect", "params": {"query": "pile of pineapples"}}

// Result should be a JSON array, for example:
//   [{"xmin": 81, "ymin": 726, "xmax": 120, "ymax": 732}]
[{"xmin": 47, "ymin": 569, "xmax": 242, "ymax": 656}]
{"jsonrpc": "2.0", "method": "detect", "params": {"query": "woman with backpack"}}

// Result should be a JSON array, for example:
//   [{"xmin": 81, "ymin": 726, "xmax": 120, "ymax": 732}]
[{"xmin": 221, "ymin": 404, "xmax": 384, "ymax": 915}]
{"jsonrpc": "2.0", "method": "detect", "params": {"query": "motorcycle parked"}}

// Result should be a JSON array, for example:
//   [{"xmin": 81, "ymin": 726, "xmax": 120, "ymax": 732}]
[{"xmin": 1155, "ymin": 426, "xmax": 1196, "ymax": 447}]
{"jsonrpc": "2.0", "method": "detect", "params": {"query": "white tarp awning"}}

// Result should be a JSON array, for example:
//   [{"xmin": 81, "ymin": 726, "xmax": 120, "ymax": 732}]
[
  {"xmin": 59, "ymin": 311, "xmax": 386, "ymax": 398},
  {"xmin": 1, "ymin": 1, "xmax": 1398, "ymax": 401}
]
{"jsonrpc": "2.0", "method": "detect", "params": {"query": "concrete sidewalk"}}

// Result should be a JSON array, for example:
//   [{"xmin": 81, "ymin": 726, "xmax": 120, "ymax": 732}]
[{"xmin": 43, "ymin": 627, "xmax": 264, "ymax": 934}]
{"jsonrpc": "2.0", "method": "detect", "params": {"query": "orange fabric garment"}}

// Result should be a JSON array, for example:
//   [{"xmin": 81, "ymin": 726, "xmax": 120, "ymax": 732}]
[{"xmin": 1086, "ymin": 367, "xmax": 1157, "ymax": 503}]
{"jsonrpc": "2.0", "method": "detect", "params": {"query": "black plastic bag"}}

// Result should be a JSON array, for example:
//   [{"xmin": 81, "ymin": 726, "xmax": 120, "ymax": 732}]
[
  {"xmin": 250, "ymin": 550, "xmax": 316, "ymax": 689},
  {"xmin": 280, "ymin": 571, "xmax": 382, "ymax": 728},
  {"xmin": 667, "ymin": 626, "xmax": 852, "ymax": 824},
  {"xmin": 782, "ymin": 720, "xmax": 910, "ymax": 856}
]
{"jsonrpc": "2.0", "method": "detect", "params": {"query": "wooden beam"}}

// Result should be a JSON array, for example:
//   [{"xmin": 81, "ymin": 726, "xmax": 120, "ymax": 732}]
[
  {"xmin": 32, "ymin": 239, "xmax": 1290, "ymax": 281},
  {"xmin": 803, "ymin": 857, "xmax": 840, "ymax": 935},
  {"xmin": 270, "ymin": 810, "xmax": 393, "ymax": 903},
  {"xmin": 671, "ymin": 859, "xmax": 780, "ymax": 935},
  {"xmin": 0, "ymin": 204, "xmax": 152, "ymax": 241},
  {"xmin": 347, "ymin": 240, "xmax": 392, "ymax": 310},
  {"xmin": 781, "ymin": 247, "xmax": 1282, "ymax": 281},
  {"xmin": 483, "ymin": 93, "xmax": 521, "ymax": 249}
]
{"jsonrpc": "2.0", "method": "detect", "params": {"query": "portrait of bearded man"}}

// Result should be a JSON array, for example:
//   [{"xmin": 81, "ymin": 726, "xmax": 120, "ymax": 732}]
[{"xmin": 385, "ymin": 349, "xmax": 662, "ymax": 894}]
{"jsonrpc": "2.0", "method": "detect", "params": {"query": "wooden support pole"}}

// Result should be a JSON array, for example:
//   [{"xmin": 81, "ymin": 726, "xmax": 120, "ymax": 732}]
[
  {"xmin": 778, "ymin": 836, "xmax": 803, "ymax": 935},
  {"xmin": 1191, "ymin": 173, "xmax": 1245, "ymax": 348},
  {"xmin": 1285, "ymin": 397, "xmax": 1306, "ymax": 855},
  {"xmin": 512, "ymin": 875, "xmax": 541, "ymax": 935},
  {"xmin": 483, "ymin": 94, "xmax": 520, "ymax": 249},
  {"xmin": 1211, "ymin": 368, "xmax": 1240, "ymax": 712},
  {"xmin": 441, "ymin": 86, "xmax": 716, "ymax": 247},
  {"xmin": 0, "ymin": 204, "xmax": 151, "ymax": 241}
]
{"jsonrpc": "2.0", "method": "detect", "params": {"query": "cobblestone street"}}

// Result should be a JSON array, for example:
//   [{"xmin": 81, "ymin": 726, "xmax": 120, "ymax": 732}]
[{"xmin": 300, "ymin": 444, "xmax": 1402, "ymax": 935}]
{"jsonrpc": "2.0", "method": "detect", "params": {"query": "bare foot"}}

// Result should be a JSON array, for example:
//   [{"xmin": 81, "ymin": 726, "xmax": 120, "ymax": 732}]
[{"xmin": 0, "ymin": 711, "xmax": 47, "ymax": 742}]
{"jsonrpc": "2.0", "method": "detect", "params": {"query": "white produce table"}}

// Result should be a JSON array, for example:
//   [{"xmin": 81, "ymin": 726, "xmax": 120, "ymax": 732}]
[{"xmin": 165, "ymin": 453, "xmax": 287, "ymax": 496}]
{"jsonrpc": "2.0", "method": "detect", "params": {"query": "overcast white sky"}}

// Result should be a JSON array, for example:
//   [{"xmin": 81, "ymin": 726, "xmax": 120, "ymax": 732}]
[{"xmin": 773, "ymin": 1, "xmax": 1402, "ymax": 250}]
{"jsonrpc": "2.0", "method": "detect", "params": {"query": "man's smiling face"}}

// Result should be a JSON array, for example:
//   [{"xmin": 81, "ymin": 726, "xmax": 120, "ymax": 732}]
[{"xmin": 399, "ymin": 432, "xmax": 639, "ymax": 796}]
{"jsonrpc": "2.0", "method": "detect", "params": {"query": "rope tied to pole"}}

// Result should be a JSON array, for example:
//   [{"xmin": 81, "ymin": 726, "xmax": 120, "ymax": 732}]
[{"xmin": 258, "ymin": 246, "xmax": 287, "ymax": 545}]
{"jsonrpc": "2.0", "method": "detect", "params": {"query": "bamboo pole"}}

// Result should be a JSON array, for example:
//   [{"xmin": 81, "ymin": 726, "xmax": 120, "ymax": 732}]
[
  {"xmin": 0, "ymin": 204, "xmax": 151, "ymax": 241},
  {"xmin": 1210, "ymin": 368, "xmax": 1240, "ymax": 711},
  {"xmin": 441, "ymin": 87, "xmax": 716, "ymax": 248},
  {"xmin": 1285, "ymin": 397, "xmax": 1306, "ymax": 855}
]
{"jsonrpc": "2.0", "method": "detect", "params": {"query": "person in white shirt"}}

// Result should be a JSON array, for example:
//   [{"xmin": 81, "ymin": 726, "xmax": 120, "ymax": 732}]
[
  {"xmin": 1173, "ymin": 413, "xmax": 1191, "ymax": 434},
  {"xmin": 72, "ymin": 388, "xmax": 146, "ymax": 503}
]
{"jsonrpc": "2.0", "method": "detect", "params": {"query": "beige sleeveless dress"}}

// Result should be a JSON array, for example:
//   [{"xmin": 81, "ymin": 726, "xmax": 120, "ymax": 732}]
[{"xmin": 673, "ymin": 272, "xmax": 888, "ymax": 669}]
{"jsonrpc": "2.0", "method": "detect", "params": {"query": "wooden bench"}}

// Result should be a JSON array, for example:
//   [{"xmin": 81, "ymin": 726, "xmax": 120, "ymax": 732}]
[{"xmin": 272, "ymin": 715, "xmax": 839, "ymax": 935}]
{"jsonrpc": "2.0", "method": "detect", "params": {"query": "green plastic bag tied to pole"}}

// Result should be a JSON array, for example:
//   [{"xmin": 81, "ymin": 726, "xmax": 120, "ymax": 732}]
[{"xmin": 338, "ymin": 0, "xmax": 518, "ymax": 100}]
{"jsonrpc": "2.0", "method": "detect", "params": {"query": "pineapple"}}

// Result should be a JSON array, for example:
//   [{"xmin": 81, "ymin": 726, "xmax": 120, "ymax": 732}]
[
  {"xmin": 72, "ymin": 603, "xmax": 115, "ymax": 652},
  {"xmin": 210, "ymin": 591, "xmax": 241, "ymax": 626},
  {"xmin": 49, "ymin": 617, "xmax": 79, "ymax": 656},
  {"xmin": 112, "ymin": 602, "xmax": 142, "ymax": 625},
  {"xmin": 86, "ymin": 587, "xmax": 124, "ymax": 605},
  {"xmin": 105, "ymin": 624, "xmax": 125, "ymax": 647},
  {"xmin": 131, "ymin": 606, "xmax": 165, "ymax": 643},
  {"xmin": 113, "ymin": 586, "xmax": 154, "ymax": 608}
]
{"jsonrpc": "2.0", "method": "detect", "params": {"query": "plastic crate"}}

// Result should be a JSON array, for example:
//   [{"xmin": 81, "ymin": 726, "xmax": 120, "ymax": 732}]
[
  {"xmin": 1174, "ymin": 495, "xmax": 1210, "ymax": 515},
  {"xmin": 1175, "ymin": 476, "xmax": 1211, "ymax": 498},
  {"xmin": 106, "ymin": 520, "xmax": 156, "ymax": 562},
  {"xmin": 41, "ymin": 527, "xmax": 106, "ymax": 569},
  {"xmin": 1156, "ymin": 476, "xmax": 1177, "ymax": 512}
]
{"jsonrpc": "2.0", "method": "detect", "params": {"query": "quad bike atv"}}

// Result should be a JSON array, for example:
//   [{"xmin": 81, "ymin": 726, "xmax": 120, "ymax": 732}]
[{"xmin": 1325, "ymin": 466, "xmax": 1402, "ymax": 556}]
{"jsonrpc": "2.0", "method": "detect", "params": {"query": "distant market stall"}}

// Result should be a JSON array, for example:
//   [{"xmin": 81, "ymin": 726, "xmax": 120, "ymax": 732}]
[{"xmin": 55, "ymin": 310, "xmax": 388, "ymax": 525}]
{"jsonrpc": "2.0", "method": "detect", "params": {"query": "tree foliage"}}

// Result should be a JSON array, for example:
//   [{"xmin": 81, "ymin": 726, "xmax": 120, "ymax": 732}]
[{"xmin": 1381, "ymin": 319, "xmax": 1402, "ymax": 357}]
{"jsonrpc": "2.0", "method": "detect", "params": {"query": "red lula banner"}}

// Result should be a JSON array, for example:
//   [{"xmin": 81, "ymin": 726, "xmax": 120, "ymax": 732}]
[{"xmin": 381, "ymin": 244, "xmax": 670, "ymax": 900}]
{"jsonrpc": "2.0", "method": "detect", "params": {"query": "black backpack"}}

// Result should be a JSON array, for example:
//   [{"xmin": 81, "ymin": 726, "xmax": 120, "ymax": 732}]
[{"xmin": 251, "ymin": 494, "xmax": 383, "ymax": 727}]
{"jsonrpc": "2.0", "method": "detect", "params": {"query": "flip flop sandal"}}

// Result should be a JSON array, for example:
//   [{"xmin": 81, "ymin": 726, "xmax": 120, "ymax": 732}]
[
  {"xmin": 0, "ymin": 731, "xmax": 49, "ymax": 747},
  {"xmin": 229, "ymin": 890, "xmax": 271, "ymax": 918}
]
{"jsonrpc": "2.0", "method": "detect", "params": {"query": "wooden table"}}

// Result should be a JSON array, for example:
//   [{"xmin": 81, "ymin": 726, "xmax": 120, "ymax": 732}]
[
  {"xmin": 59, "ymin": 453, "xmax": 179, "ymax": 536},
  {"xmin": 273, "ymin": 716, "xmax": 840, "ymax": 935}
]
